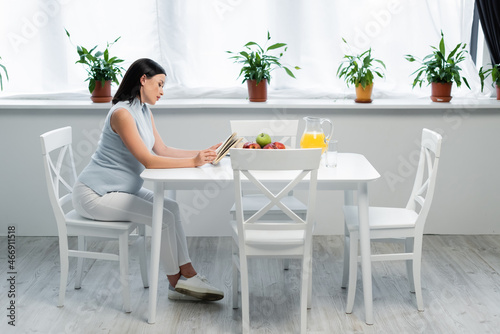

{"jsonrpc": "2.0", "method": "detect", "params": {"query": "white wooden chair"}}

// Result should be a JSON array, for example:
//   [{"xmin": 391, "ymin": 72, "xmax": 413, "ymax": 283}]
[
  {"xmin": 342, "ymin": 128, "xmax": 442, "ymax": 313},
  {"xmin": 40, "ymin": 126, "xmax": 148, "ymax": 313},
  {"xmin": 230, "ymin": 148, "xmax": 322, "ymax": 334},
  {"xmin": 229, "ymin": 120, "xmax": 307, "ymax": 229},
  {"xmin": 230, "ymin": 120, "xmax": 306, "ymax": 271}
]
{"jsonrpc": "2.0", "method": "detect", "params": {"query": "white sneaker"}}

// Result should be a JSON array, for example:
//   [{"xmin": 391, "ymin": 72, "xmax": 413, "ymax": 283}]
[
  {"xmin": 175, "ymin": 274, "xmax": 224, "ymax": 301},
  {"xmin": 168, "ymin": 285, "xmax": 200, "ymax": 301}
]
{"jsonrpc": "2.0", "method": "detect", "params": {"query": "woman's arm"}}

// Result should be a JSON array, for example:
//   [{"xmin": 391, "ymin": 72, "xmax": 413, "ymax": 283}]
[
  {"xmin": 151, "ymin": 113, "xmax": 221, "ymax": 158},
  {"xmin": 110, "ymin": 108, "xmax": 217, "ymax": 168}
]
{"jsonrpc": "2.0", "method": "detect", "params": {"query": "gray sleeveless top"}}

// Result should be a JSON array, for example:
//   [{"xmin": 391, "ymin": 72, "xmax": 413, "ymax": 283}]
[{"xmin": 77, "ymin": 98, "xmax": 155, "ymax": 195}]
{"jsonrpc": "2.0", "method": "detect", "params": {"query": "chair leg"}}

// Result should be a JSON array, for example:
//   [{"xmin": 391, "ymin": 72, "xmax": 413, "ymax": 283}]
[
  {"xmin": 58, "ymin": 239, "xmax": 69, "ymax": 307},
  {"xmin": 75, "ymin": 236, "xmax": 86, "ymax": 289},
  {"xmin": 138, "ymin": 225, "xmax": 149, "ymax": 288},
  {"xmin": 405, "ymin": 237, "xmax": 415, "ymax": 292},
  {"xmin": 412, "ymin": 238, "xmax": 424, "ymax": 311},
  {"xmin": 341, "ymin": 224, "xmax": 350, "ymax": 289},
  {"xmin": 345, "ymin": 231, "xmax": 358, "ymax": 314},
  {"xmin": 232, "ymin": 241, "xmax": 239, "ymax": 309},
  {"xmin": 240, "ymin": 254, "xmax": 250, "ymax": 334},
  {"xmin": 301, "ymin": 252, "xmax": 311, "ymax": 334},
  {"xmin": 307, "ymin": 245, "xmax": 313, "ymax": 309},
  {"xmin": 413, "ymin": 258, "xmax": 424, "ymax": 311},
  {"xmin": 291, "ymin": 212, "xmax": 307, "ymax": 272},
  {"xmin": 119, "ymin": 233, "xmax": 131, "ymax": 313}
]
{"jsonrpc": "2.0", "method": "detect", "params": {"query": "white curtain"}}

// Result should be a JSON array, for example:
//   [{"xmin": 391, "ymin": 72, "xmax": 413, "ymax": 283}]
[{"xmin": 0, "ymin": 0, "xmax": 485, "ymax": 99}]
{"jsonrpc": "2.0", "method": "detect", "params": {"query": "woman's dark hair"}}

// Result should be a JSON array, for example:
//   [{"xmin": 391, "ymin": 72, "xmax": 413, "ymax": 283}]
[{"xmin": 112, "ymin": 58, "xmax": 166, "ymax": 105}]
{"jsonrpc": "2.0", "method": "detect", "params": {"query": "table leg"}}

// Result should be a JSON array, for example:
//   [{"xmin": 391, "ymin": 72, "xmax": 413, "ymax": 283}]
[
  {"xmin": 148, "ymin": 182, "xmax": 164, "ymax": 324},
  {"xmin": 357, "ymin": 182, "xmax": 373, "ymax": 325},
  {"xmin": 342, "ymin": 190, "xmax": 354, "ymax": 288}
]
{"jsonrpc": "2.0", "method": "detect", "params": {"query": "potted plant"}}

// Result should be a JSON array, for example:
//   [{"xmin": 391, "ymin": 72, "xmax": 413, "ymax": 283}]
[
  {"xmin": 227, "ymin": 31, "xmax": 300, "ymax": 102},
  {"xmin": 65, "ymin": 29, "xmax": 125, "ymax": 103},
  {"xmin": 0, "ymin": 56, "xmax": 8, "ymax": 91},
  {"xmin": 479, "ymin": 63, "xmax": 500, "ymax": 100},
  {"xmin": 336, "ymin": 38, "xmax": 386, "ymax": 103},
  {"xmin": 405, "ymin": 31, "xmax": 470, "ymax": 102}
]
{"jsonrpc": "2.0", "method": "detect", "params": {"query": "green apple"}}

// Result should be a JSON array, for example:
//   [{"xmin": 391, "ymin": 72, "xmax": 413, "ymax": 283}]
[{"xmin": 256, "ymin": 133, "xmax": 272, "ymax": 148}]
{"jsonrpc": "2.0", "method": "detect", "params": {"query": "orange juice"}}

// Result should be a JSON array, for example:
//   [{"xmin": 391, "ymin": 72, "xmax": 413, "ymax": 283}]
[{"xmin": 300, "ymin": 132, "xmax": 327, "ymax": 153}]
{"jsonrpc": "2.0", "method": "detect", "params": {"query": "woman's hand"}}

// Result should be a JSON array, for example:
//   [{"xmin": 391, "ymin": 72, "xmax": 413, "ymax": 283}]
[
  {"xmin": 193, "ymin": 147, "xmax": 219, "ymax": 166},
  {"xmin": 193, "ymin": 143, "xmax": 222, "ymax": 166}
]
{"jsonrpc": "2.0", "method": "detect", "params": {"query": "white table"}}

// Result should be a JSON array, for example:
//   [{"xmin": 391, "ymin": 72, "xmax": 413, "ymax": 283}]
[{"xmin": 141, "ymin": 153, "xmax": 380, "ymax": 324}]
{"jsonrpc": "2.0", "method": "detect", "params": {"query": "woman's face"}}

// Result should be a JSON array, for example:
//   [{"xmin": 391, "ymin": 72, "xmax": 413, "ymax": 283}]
[{"xmin": 139, "ymin": 73, "xmax": 165, "ymax": 105}]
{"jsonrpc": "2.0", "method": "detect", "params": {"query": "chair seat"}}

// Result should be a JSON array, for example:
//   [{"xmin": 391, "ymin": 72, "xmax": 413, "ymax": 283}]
[
  {"xmin": 230, "ymin": 194, "xmax": 307, "ymax": 219},
  {"xmin": 343, "ymin": 205, "xmax": 418, "ymax": 232},
  {"xmin": 65, "ymin": 210, "xmax": 135, "ymax": 230},
  {"xmin": 230, "ymin": 221, "xmax": 305, "ymax": 246}
]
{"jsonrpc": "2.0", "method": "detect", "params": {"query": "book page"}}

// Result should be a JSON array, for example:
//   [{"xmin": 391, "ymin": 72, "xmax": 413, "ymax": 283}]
[{"xmin": 213, "ymin": 132, "xmax": 242, "ymax": 165}]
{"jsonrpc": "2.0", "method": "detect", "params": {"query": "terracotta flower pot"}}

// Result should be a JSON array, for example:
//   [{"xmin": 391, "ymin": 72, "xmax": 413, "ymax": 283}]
[
  {"xmin": 247, "ymin": 79, "xmax": 267, "ymax": 102},
  {"xmin": 430, "ymin": 82, "xmax": 453, "ymax": 102},
  {"xmin": 91, "ymin": 80, "xmax": 112, "ymax": 103},
  {"xmin": 496, "ymin": 84, "xmax": 500, "ymax": 100},
  {"xmin": 355, "ymin": 83, "xmax": 373, "ymax": 103}
]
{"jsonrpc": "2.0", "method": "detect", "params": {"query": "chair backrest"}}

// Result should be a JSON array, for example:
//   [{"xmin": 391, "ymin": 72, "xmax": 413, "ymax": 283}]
[
  {"xmin": 230, "ymin": 120, "xmax": 299, "ymax": 148},
  {"xmin": 406, "ymin": 128, "xmax": 442, "ymax": 232},
  {"xmin": 40, "ymin": 126, "xmax": 78, "ymax": 236},
  {"xmin": 230, "ymin": 148, "xmax": 322, "ymax": 244}
]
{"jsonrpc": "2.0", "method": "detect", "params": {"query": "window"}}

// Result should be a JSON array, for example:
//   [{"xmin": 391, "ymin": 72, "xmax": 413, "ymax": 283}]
[{"xmin": 0, "ymin": 0, "xmax": 486, "ymax": 99}]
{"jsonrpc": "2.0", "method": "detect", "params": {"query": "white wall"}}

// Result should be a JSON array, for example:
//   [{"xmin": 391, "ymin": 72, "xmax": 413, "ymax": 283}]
[{"xmin": 1, "ymin": 101, "xmax": 499, "ymax": 236}]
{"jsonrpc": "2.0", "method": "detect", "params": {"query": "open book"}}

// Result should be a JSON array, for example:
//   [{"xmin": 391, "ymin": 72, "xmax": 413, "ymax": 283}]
[{"xmin": 212, "ymin": 132, "xmax": 243, "ymax": 165}]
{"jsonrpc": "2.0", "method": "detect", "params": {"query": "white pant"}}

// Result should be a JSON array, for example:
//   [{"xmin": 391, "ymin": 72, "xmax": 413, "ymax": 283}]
[{"xmin": 72, "ymin": 181, "xmax": 190, "ymax": 275}]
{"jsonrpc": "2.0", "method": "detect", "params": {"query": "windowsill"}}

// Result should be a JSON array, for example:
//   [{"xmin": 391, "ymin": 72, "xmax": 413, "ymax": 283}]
[{"xmin": 0, "ymin": 97, "xmax": 498, "ymax": 110}]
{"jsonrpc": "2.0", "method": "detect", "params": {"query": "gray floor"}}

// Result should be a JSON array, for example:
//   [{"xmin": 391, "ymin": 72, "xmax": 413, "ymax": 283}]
[{"xmin": 1, "ymin": 235, "xmax": 499, "ymax": 333}]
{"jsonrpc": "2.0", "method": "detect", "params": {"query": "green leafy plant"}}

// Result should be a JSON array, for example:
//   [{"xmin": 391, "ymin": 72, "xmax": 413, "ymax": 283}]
[
  {"xmin": 405, "ymin": 31, "xmax": 470, "ymax": 89},
  {"xmin": 226, "ymin": 31, "xmax": 300, "ymax": 85},
  {"xmin": 65, "ymin": 29, "xmax": 125, "ymax": 93},
  {"xmin": 0, "ymin": 56, "xmax": 8, "ymax": 91},
  {"xmin": 336, "ymin": 38, "xmax": 386, "ymax": 88},
  {"xmin": 479, "ymin": 63, "xmax": 500, "ymax": 91}
]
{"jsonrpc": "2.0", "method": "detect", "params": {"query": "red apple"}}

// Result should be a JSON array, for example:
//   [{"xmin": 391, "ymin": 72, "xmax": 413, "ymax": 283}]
[
  {"xmin": 243, "ymin": 142, "xmax": 261, "ymax": 149},
  {"xmin": 273, "ymin": 142, "xmax": 286, "ymax": 149},
  {"xmin": 263, "ymin": 143, "xmax": 277, "ymax": 149},
  {"xmin": 249, "ymin": 143, "xmax": 261, "ymax": 149}
]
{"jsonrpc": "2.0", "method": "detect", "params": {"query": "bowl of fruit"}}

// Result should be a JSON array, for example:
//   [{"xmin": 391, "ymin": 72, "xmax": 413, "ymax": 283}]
[{"xmin": 241, "ymin": 133, "xmax": 287, "ymax": 149}]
